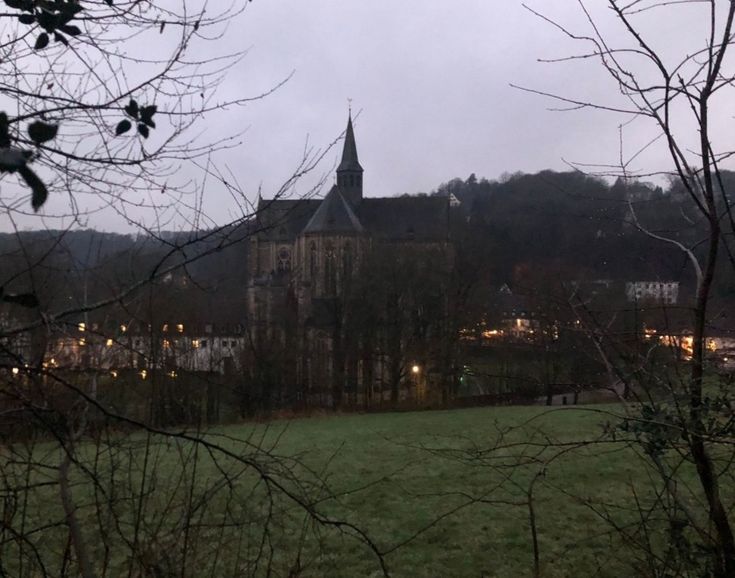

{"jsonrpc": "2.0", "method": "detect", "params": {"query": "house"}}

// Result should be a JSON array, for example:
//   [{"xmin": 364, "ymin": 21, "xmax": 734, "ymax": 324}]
[{"xmin": 625, "ymin": 281, "xmax": 679, "ymax": 305}]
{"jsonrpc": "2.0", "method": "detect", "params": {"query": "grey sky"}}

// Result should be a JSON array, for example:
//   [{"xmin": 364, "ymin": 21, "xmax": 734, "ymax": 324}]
[
  {"xmin": 9, "ymin": 1, "xmax": 735, "ymax": 232},
  {"xmin": 196, "ymin": 0, "xmax": 735, "ymax": 225}
]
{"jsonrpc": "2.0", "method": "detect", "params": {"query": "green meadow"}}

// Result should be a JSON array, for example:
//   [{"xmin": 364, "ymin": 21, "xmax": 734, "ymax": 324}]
[{"xmin": 1, "ymin": 404, "xmax": 705, "ymax": 577}]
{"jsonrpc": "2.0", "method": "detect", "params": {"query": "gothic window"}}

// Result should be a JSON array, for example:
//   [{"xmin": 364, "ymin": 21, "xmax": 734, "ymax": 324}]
[
  {"xmin": 343, "ymin": 242, "xmax": 353, "ymax": 280},
  {"xmin": 324, "ymin": 242, "xmax": 337, "ymax": 295},
  {"xmin": 277, "ymin": 247, "xmax": 291, "ymax": 273},
  {"xmin": 309, "ymin": 242, "xmax": 318, "ymax": 280}
]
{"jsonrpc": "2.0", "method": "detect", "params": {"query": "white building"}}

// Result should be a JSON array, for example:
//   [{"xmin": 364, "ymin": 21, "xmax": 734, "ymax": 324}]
[{"xmin": 626, "ymin": 281, "xmax": 679, "ymax": 305}]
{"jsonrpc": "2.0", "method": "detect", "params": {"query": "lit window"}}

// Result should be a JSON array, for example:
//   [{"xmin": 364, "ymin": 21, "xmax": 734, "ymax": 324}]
[
  {"xmin": 192, "ymin": 339, "xmax": 200, "ymax": 349},
  {"xmin": 11, "ymin": 367, "xmax": 19, "ymax": 375},
  {"xmin": 162, "ymin": 324, "xmax": 169, "ymax": 333},
  {"xmin": 106, "ymin": 339, "xmax": 114, "ymax": 347},
  {"xmin": 140, "ymin": 369, "xmax": 147, "ymax": 379},
  {"xmin": 163, "ymin": 339, "xmax": 170, "ymax": 349},
  {"xmin": 120, "ymin": 324, "xmax": 127, "ymax": 333},
  {"xmin": 78, "ymin": 322, "xmax": 86, "ymax": 332},
  {"xmin": 78, "ymin": 338, "xmax": 86, "ymax": 346},
  {"xmin": 176, "ymin": 324, "xmax": 184, "ymax": 333},
  {"xmin": 110, "ymin": 370, "xmax": 118, "ymax": 378}
]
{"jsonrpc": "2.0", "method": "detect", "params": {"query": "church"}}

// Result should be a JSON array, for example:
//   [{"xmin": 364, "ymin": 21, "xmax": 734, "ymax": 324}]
[{"xmin": 246, "ymin": 114, "xmax": 453, "ymax": 408}]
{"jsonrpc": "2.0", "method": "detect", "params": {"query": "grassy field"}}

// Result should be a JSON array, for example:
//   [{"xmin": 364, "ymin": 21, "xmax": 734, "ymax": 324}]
[{"xmin": 0, "ymin": 404, "xmax": 704, "ymax": 577}]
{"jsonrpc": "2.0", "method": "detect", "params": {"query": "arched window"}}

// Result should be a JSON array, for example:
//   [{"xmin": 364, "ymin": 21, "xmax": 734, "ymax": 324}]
[
  {"xmin": 343, "ymin": 242, "xmax": 353, "ymax": 281},
  {"xmin": 277, "ymin": 247, "xmax": 291, "ymax": 273},
  {"xmin": 309, "ymin": 242, "xmax": 318, "ymax": 280},
  {"xmin": 324, "ymin": 242, "xmax": 336, "ymax": 295}
]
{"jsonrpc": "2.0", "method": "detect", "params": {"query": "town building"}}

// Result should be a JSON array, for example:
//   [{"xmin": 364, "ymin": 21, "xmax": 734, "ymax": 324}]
[
  {"xmin": 246, "ymin": 113, "xmax": 452, "ymax": 406},
  {"xmin": 625, "ymin": 281, "xmax": 679, "ymax": 305}
]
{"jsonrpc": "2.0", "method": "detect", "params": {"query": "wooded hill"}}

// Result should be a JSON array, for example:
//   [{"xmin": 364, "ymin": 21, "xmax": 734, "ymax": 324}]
[{"xmin": 2, "ymin": 169, "xmax": 734, "ymax": 327}]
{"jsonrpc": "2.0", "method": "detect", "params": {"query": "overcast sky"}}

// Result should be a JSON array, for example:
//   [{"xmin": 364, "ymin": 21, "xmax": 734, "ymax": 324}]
[{"xmin": 10, "ymin": 1, "xmax": 735, "ymax": 232}]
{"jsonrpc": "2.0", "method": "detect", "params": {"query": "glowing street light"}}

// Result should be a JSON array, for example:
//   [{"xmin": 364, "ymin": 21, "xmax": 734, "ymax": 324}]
[{"xmin": 411, "ymin": 364, "xmax": 420, "ymax": 375}]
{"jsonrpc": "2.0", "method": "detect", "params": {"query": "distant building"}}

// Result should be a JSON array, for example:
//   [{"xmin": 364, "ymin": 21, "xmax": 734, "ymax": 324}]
[
  {"xmin": 42, "ymin": 322, "xmax": 246, "ymax": 375},
  {"xmin": 626, "ymin": 281, "xmax": 679, "ymax": 305}
]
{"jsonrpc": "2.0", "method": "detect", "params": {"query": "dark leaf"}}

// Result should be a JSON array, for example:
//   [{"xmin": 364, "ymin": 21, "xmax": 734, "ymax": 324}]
[
  {"xmin": 58, "ymin": 3, "xmax": 83, "ymax": 24},
  {"xmin": 139, "ymin": 104, "xmax": 156, "ymax": 126},
  {"xmin": 104, "ymin": 0, "xmax": 113, "ymax": 5},
  {"xmin": 18, "ymin": 165, "xmax": 48, "ymax": 211},
  {"xmin": 124, "ymin": 99, "xmax": 139, "ymax": 119},
  {"xmin": 66, "ymin": 3, "xmax": 84, "ymax": 16},
  {"xmin": 115, "ymin": 119, "xmax": 132, "ymax": 135},
  {"xmin": 0, "ymin": 113, "xmax": 9, "ymax": 148},
  {"xmin": 27, "ymin": 121, "xmax": 58, "ymax": 144},
  {"xmin": 53, "ymin": 32, "xmax": 68, "ymax": 46},
  {"xmin": 37, "ymin": 11, "xmax": 57, "ymax": 32},
  {"xmin": 18, "ymin": 13, "xmax": 35, "ymax": 24},
  {"xmin": 59, "ymin": 24, "xmax": 81, "ymax": 36},
  {"xmin": 34, "ymin": 32, "xmax": 49, "ymax": 50},
  {"xmin": 137, "ymin": 123, "xmax": 149, "ymax": 139},
  {"xmin": 5, "ymin": 0, "xmax": 32, "ymax": 11},
  {"xmin": 159, "ymin": 20, "xmax": 165, "ymax": 33},
  {"xmin": 3, "ymin": 292, "xmax": 39, "ymax": 308},
  {"xmin": 193, "ymin": 19, "xmax": 200, "ymax": 31}
]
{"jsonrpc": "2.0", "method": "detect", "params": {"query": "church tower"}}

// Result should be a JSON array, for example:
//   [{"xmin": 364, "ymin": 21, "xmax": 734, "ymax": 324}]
[{"xmin": 336, "ymin": 113, "xmax": 363, "ymax": 207}]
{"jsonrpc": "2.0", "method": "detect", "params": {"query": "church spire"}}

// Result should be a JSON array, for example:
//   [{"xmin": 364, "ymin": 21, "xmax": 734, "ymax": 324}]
[
  {"xmin": 336, "ymin": 111, "xmax": 363, "ymax": 206},
  {"xmin": 338, "ymin": 113, "xmax": 362, "ymax": 172}
]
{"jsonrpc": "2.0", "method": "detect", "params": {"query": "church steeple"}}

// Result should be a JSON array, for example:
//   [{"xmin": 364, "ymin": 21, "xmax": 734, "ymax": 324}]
[{"xmin": 336, "ymin": 112, "xmax": 363, "ymax": 207}]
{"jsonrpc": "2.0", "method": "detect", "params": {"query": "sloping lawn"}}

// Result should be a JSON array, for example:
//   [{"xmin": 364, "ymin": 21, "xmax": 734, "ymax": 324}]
[{"xmin": 0, "ymin": 404, "xmax": 702, "ymax": 577}]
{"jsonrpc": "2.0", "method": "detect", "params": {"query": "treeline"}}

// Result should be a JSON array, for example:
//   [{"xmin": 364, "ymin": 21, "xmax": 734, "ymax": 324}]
[
  {"xmin": 4, "ymin": 169, "xmax": 735, "ymax": 328},
  {"xmin": 436, "ymin": 170, "xmax": 735, "ymax": 306},
  {"xmin": 0, "ymin": 224, "xmax": 252, "ymax": 330}
]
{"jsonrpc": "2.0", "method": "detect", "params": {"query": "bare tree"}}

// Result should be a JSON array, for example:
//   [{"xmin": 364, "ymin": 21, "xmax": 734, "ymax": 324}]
[
  {"xmin": 0, "ymin": 3, "xmax": 390, "ymax": 576},
  {"xmin": 515, "ymin": 1, "xmax": 735, "ymax": 574}
]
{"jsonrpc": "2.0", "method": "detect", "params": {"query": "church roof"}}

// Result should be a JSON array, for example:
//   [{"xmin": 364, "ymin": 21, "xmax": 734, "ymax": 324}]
[
  {"xmin": 337, "ymin": 114, "xmax": 363, "ymax": 173},
  {"xmin": 302, "ymin": 185, "xmax": 364, "ymax": 234},
  {"xmin": 256, "ymin": 194, "xmax": 449, "ymax": 241},
  {"xmin": 255, "ymin": 197, "xmax": 321, "ymax": 241},
  {"xmin": 359, "ymin": 196, "xmax": 449, "ymax": 241}
]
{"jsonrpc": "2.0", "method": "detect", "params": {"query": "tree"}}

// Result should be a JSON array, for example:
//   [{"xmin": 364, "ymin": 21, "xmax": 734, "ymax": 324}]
[
  {"xmin": 0, "ymin": 3, "xmax": 390, "ymax": 576},
  {"xmin": 520, "ymin": 2, "xmax": 735, "ymax": 574}
]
